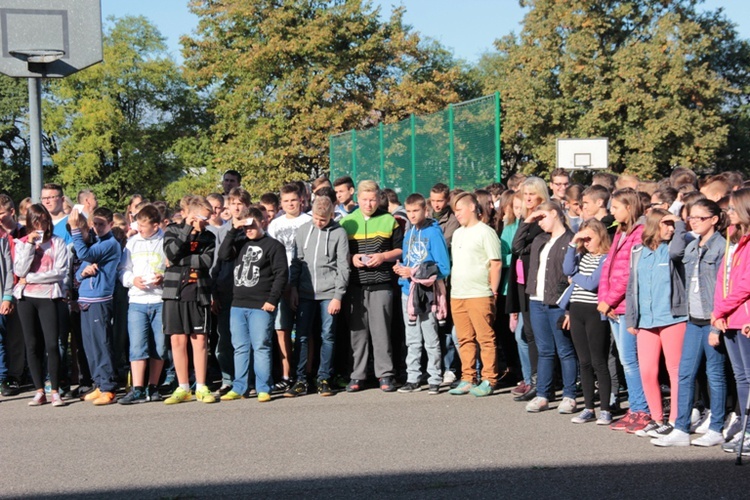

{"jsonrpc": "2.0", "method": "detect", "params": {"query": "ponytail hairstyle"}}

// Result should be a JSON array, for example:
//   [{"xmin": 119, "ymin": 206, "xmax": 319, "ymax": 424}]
[
  {"xmin": 535, "ymin": 199, "xmax": 569, "ymax": 231},
  {"xmin": 729, "ymin": 188, "xmax": 750, "ymax": 244},
  {"xmin": 612, "ymin": 188, "xmax": 644, "ymax": 235}
]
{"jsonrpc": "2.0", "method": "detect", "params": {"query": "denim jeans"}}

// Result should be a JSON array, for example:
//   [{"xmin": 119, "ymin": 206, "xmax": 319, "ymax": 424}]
[
  {"xmin": 294, "ymin": 298, "xmax": 337, "ymax": 382},
  {"xmin": 515, "ymin": 314, "xmax": 532, "ymax": 385},
  {"xmin": 215, "ymin": 291, "xmax": 234, "ymax": 387},
  {"xmin": 675, "ymin": 322, "xmax": 726, "ymax": 433},
  {"xmin": 0, "ymin": 313, "xmax": 7, "ymax": 380},
  {"xmin": 609, "ymin": 316, "xmax": 648, "ymax": 413},
  {"xmin": 724, "ymin": 329, "xmax": 750, "ymax": 427},
  {"xmin": 127, "ymin": 302, "xmax": 166, "ymax": 361},
  {"xmin": 529, "ymin": 300, "xmax": 577, "ymax": 399},
  {"xmin": 440, "ymin": 320, "xmax": 459, "ymax": 376},
  {"xmin": 401, "ymin": 294, "xmax": 442, "ymax": 385},
  {"xmin": 230, "ymin": 307, "xmax": 273, "ymax": 395}
]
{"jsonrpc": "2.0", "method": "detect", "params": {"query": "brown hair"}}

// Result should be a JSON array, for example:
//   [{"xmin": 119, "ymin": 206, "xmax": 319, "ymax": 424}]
[
  {"xmin": 729, "ymin": 188, "xmax": 750, "ymax": 244},
  {"xmin": 612, "ymin": 188, "xmax": 643, "ymax": 235},
  {"xmin": 576, "ymin": 218, "xmax": 611, "ymax": 255},
  {"xmin": 25, "ymin": 204, "xmax": 53, "ymax": 241},
  {"xmin": 641, "ymin": 208, "xmax": 671, "ymax": 250}
]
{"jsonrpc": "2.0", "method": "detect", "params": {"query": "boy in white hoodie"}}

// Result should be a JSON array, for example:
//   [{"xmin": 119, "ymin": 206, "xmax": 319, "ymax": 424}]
[{"xmin": 117, "ymin": 205, "xmax": 168, "ymax": 404}]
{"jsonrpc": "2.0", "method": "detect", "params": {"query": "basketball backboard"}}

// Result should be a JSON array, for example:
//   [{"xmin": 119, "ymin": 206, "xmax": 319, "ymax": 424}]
[
  {"xmin": 0, "ymin": 0, "xmax": 102, "ymax": 78},
  {"xmin": 556, "ymin": 138, "xmax": 608, "ymax": 170}
]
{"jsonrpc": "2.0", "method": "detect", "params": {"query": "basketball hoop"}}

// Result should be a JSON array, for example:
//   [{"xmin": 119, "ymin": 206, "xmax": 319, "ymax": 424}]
[{"xmin": 10, "ymin": 49, "xmax": 65, "ymax": 64}]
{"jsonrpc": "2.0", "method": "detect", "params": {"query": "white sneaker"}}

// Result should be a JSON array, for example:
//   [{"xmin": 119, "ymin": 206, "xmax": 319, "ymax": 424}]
[
  {"xmin": 558, "ymin": 397, "xmax": 577, "ymax": 414},
  {"xmin": 526, "ymin": 396, "xmax": 549, "ymax": 413},
  {"xmin": 689, "ymin": 408, "xmax": 701, "ymax": 429},
  {"xmin": 693, "ymin": 410, "xmax": 711, "ymax": 434},
  {"xmin": 651, "ymin": 428, "xmax": 690, "ymax": 447},
  {"xmin": 692, "ymin": 429, "xmax": 724, "ymax": 447},
  {"xmin": 723, "ymin": 412, "xmax": 741, "ymax": 441},
  {"xmin": 442, "ymin": 371, "xmax": 456, "ymax": 385}
]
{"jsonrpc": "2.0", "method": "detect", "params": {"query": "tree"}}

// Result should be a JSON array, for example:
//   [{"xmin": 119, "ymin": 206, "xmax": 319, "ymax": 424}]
[
  {"xmin": 45, "ymin": 16, "xmax": 208, "ymax": 210},
  {"xmin": 181, "ymin": 0, "xmax": 477, "ymax": 197},
  {"xmin": 478, "ymin": 0, "xmax": 750, "ymax": 179},
  {"xmin": 0, "ymin": 76, "xmax": 30, "ymax": 201}
]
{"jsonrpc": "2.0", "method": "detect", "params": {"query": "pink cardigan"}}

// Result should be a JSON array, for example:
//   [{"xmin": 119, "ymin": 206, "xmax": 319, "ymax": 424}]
[
  {"xmin": 598, "ymin": 224, "xmax": 644, "ymax": 316},
  {"xmin": 713, "ymin": 233, "xmax": 750, "ymax": 329}
]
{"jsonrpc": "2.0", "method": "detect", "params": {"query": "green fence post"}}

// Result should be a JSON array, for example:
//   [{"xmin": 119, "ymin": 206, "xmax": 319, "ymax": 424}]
[
  {"xmin": 448, "ymin": 104, "xmax": 455, "ymax": 190},
  {"xmin": 379, "ymin": 122, "xmax": 385, "ymax": 186},
  {"xmin": 410, "ymin": 114, "xmax": 416, "ymax": 193},
  {"xmin": 351, "ymin": 129, "xmax": 357, "ymax": 182},
  {"xmin": 495, "ymin": 91, "xmax": 502, "ymax": 183}
]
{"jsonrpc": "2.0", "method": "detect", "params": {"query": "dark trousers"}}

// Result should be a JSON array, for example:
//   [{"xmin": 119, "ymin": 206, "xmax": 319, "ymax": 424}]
[
  {"xmin": 17, "ymin": 297, "xmax": 61, "ymax": 390},
  {"xmin": 3, "ymin": 311, "xmax": 26, "ymax": 381},
  {"xmin": 569, "ymin": 302, "xmax": 611, "ymax": 411},
  {"xmin": 80, "ymin": 300, "xmax": 117, "ymax": 392}
]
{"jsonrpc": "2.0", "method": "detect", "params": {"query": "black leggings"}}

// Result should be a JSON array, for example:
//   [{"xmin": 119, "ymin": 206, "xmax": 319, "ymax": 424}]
[
  {"xmin": 569, "ymin": 302, "xmax": 611, "ymax": 411},
  {"xmin": 17, "ymin": 297, "xmax": 61, "ymax": 391}
]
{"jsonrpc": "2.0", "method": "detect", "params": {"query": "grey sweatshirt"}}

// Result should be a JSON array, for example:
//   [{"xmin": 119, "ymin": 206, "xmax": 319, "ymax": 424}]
[{"xmin": 290, "ymin": 219, "xmax": 350, "ymax": 301}]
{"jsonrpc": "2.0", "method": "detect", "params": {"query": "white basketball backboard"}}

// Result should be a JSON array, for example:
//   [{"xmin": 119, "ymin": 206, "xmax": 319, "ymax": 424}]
[
  {"xmin": 0, "ymin": 0, "xmax": 102, "ymax": 78},
  {"xmin": 556, "ymin": 138, "xmax": 608, "ymax": 170}
]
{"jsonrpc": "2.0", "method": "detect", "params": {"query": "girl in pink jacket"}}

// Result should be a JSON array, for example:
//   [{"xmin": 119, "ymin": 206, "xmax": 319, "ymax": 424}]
[
  {"xmin": 597, "ymin": 188, "xmax": 650, "ymax": 433},
  {"xmin": 712, "ymin": 188, "xmax": 750, "ymax": 454}
]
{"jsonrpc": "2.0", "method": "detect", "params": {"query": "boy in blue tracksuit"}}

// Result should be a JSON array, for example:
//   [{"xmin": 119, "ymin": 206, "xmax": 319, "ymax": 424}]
[
  {"xmin": 70, "ymin": 207, "xmax": 122, "ymax": 406},
  {"xmin": 393, "ymin": 193, "xmax": 450, "ymax": 394}
]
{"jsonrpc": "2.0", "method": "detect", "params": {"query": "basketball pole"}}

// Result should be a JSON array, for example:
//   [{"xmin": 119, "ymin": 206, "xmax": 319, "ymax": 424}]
[{"xmin": 28, "ymin": 77, "xmax": 43, "ymax": 203}]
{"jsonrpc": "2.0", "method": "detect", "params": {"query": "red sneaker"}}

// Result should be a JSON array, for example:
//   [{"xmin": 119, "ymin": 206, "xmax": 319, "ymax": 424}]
[
  {"xmin": 625, "ymin": 412, "xmax": 653, "ymax": 433},
  {"xmin": 610, "ymin": 410, "xmax": 635, "ymax": 431},
  {"xmin": 511, "ymin": 381, "xmax": 530, "ymax": 396}
]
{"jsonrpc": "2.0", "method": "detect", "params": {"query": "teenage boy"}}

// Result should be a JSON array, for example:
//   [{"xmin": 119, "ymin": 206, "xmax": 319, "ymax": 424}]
[
  {"xmin": 260, "ymin": 193, "xmax": 280, "ymax": 221},
  {"xmin": 210, "ymin": 187, "xmax": 252, "ymax": 395},
  {"xmin": 222, "ymin": 169, "xmax": 242, "ymax": 195},
  {"xmin": 549, "ymin": 168, "xmax": 570, "ymax": 203},
  {"xmin": 286, "ymin": 196, "xmax": 350, "ymax": 397},
  {"xmin": 117, "ymin": 205, "xmax": 168, "ymax": 404},
  {"xmin": 206, "ymin": 193, "xmax": 226, "ymax": 232},
  {"xmin": 40, "ymin": 183, "xmax": 71, "ymax": 244},
  {"xmin": 393, "ymin": 193, "xmax": 450, "ymax": 395},
  {"xmin": 267, "ymin": 183, "xmax": 312, "ymax": 391},
  {"xmin": 581, "ymin": 185, "xmax": 616, "ymax": 235},
  {"xmin": 333, "ymin": 176, "xmax": 358, "ymax": 221},
  {"xmin": 448, "ymin": 192, "xmax": 502, "ymax": 397},
  {"xmin": 341, "ymin": 180, "xmax": 403, "ymax": 392},
  {"xmin": 162, "ymin": 197, "xmax": 217, "ymax": 404},
  {"xmin": 218, "ymin": 207, "xmax": 288, "ymax": 403},
  {"xmin": 69, "ymin": 207, "xmax": 122, "ymax": 405}
]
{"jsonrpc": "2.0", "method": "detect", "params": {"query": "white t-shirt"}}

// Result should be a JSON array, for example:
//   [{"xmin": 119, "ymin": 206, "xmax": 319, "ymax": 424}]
[
  {"xmin": 268, "ymin": 213, "xmax": 312, "ymax": 265},
  {"xmin": 530, "ymin": 235, "xmax": 561, "ymax": 301},
  {"xmin": 451, "ymin": 222, "xmax": 501, "ymax": 299}
]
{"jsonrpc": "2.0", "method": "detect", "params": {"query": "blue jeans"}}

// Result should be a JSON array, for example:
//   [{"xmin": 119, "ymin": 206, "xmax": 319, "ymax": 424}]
[
  {"xmin": 675, "ymin": 322, "xmax": 726, "ymax": 433},
  {"xmin": 529, "ymin": 301, "xmax": 577, "ymax": 399},
  {"xmin": 515, "ymin": 314, "xmax": 531, "ymax": 385},
  {"xmin": 127, "ymin": 302, "xmax": 166, "ymax": 361},
  {"xmin": 215, "ymin": 291, "xmax": 234, "ymax": 387},
  {"xmin": 401, "ymin": 294, "xmax": 442, "ymax": 385},
  {"xmin": 610, "ymin": 316, "xmax": 648, "ymax": 413},
  {"xmin": 441, "ymin": 320, "xmax": 459, "ymax": 375},
  {"xmin": 725, "ymin": 329, "xmax": 750, "ymax": 426},
  {"xmin": 294, "ymin": 298, "xmax": 337, "ymax": 381},
  {"xmin": 230, "ymin": 307, "xmax": 273, "ymax": 395},
  {"xmin": 0, "ymin": 313, "xmax": 7, "ymax": 380}
]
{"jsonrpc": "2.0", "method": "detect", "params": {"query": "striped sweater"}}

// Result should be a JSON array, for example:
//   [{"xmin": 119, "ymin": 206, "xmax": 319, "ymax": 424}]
[
  {"xmin": 162, "ymin": 223, "xmax": 215, "ymax": 307},
  {"xmin": 340, "ymin": 208, "xmax": 403, "ymax": 288}
]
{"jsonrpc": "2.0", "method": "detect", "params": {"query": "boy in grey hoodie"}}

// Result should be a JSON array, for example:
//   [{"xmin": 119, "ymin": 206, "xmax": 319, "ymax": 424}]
[{"xmin": 287, "ymin": 197, "xmax": 350, "ymax": 397}]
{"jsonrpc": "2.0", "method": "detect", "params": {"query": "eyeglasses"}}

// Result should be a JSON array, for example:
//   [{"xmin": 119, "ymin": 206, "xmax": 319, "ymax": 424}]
[
  {"xmin": 41, "ymin": 195, "xmax": 60, "ymax": 201},
  {"xmin": 687, "ymin": 216, "xmax": 714, "ymax": 222}
]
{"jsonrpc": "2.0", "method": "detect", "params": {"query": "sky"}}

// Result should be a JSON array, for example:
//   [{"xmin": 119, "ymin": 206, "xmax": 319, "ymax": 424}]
[{"xmin": 100, "ymin": 0, "xmax": 750, "ymax": 65}]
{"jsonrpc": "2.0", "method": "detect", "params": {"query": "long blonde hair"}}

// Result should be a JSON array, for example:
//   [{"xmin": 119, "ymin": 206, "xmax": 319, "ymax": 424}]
[{"xmin": 520, "ymin": 176, "xmax": 550, "ymax": 219}]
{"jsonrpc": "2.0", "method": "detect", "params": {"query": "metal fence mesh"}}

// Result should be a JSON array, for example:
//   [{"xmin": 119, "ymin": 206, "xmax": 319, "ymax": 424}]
[{"xmin": 330, "ymin": 93, "xmax": 501, "ymax": 198}]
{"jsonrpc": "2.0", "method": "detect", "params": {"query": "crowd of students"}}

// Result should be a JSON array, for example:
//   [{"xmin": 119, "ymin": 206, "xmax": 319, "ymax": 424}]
[{"xmin": 0, "ymin": 167, "xmax": 749, "ymax": 456}]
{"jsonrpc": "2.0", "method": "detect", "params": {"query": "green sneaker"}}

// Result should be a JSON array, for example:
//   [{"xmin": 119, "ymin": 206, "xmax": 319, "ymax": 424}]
[
  {"xmin": 164, "ymin": 387, "xmax": 193, "ymax": 405},
  {"xmin": 448, "ymin": 380, "xmax": 474, "ymax": 395},
  {"xmin": 257, "ymin": 392, "xmax": 271, "ymax": 403},
  {"xmin": 220, "ymin": 390, "xmax": 244, "ymax": 401},
  {"xmin": 195, "ymin": 386, "xmax": 216, "ymax": 403},
  {"xmin": 469, "ymin": 380, "xmax": 494, "ymax": 397}
]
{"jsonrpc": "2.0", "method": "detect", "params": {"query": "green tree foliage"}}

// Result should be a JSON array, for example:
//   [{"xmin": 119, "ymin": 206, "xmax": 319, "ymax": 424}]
[
  {"xmin": 479, "ymin": 0, "xmax": 750, "ymax": 179},
  {"xmin": 45, "ymin": 16, "xmax": 208, "ymax": 210},
  {"xmin": 0, "ymin": 76, "xmax": 29, "ymax": 201},
  {"xmin": 181, "ymin": 0, "xmax": 477, "ymax": 197}
]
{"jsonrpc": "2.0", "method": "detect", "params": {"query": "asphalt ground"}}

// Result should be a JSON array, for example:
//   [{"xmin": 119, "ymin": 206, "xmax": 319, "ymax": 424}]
[{"xmin": 0, "ymin": 383, "xmax": 748, "ymax": 499}]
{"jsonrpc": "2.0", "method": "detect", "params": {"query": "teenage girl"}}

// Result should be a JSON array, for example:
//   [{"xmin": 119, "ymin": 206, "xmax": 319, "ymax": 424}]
[
  {"xmin": 13, "ymin": 204, "xmax": 70, "ymax": 407},
  {"xmin": 625, "ymin": 209, "xmax": 688, "ymax": 438},
  {"xmin": 563, "ymin": 219, "xmax": 612, "ymax": 424}
]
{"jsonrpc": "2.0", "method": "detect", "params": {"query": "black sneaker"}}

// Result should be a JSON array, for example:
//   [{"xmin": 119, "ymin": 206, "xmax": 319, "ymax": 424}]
[
  {"xmin": 647, "ymin": 422, "xmax": 674, "ymax": 438},
  {"xmin": 284, "ymin": 380, "xmax": 308, "ymax": 398},
  {"xmin": 346, "ymin": 379, "xmax": 363, "ymax": 392},
  {"xmin": 513, "ymin": 385, "xmax": 537, "ymax": 402},
  {"xmin": 398, "ymin": 382, "xmax": 421, "ymax": 393},
  {"xmin": 317, "ymin": 379, "xmax": 334, "ymax": 397},
  {"xmin": 118, "ymin": 388, "xmax": 147, "ymax": 405},
  {"xmin": 379, "ymin": 377, "xmax": 397, "ymax": 392},
  {"xmin": 217, "ymin": 385, "xmax": 233, "ymax": 397},
  {"xmin": 146, "ymin": 385, "xmax": 162, "ymax": 402},
  {"xmin": 1, "ymin": 379, "xmax": 20, "ymax": 396},
  {"xmin": 428, "ymin": 384, "xmax": 440, "ymax": 395},
  {"xmin": 273, "ymin": 378, "xmax": 292, "ymax": 393},
  {"xmin": 634, "ymin": 420, "xmax": 660, "ymax": 437}
]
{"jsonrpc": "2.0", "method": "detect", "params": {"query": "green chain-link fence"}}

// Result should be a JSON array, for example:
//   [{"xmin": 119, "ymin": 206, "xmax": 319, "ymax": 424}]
[{"xmin": 329, "ymin": 93, "xmax": 501, "ymax": 197}]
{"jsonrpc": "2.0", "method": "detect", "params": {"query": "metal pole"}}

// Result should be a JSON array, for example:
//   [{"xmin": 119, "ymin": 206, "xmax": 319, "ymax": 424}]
[
  {"xmin": 495, "ymin": 91, "xmax": 502, "ymax": 183},
  {"xmin": 448, "ymin": 104, "xmax": 455, "ymax": 190},
  {"xmin": 410, "ymin": 114, "xmax": 416, "ymax": 193},
  {"xmin": 29, "ymin": 77, "xmax": 43, "ymax": 202}
]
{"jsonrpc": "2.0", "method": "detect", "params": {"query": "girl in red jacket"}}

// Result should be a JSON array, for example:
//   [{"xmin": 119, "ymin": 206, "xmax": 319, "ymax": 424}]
[
  {"xmin": 597, "ymin": 188, "xmax": 650, "ymax": 433},
  {"xmin": 713, "ymin": 188, "xmax": 750, "ymax": 454}
]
